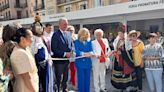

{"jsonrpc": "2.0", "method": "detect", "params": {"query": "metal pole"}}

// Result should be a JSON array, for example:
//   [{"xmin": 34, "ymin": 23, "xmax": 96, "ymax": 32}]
[{"xmin": 35, "ymin": 0, "xmax": 38, "ymax": 11}]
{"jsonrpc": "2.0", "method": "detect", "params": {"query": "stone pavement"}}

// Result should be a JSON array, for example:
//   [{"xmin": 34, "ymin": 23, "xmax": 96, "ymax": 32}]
[{"xmin": 68, "ymin": 70, "xmax": 164, "ymax": 92}]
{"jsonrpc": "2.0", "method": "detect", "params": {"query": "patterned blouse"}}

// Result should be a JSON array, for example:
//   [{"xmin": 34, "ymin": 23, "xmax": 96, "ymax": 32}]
[{"xmin": 142, "ymin": 43, "xmax": 164, "ymax": 69}]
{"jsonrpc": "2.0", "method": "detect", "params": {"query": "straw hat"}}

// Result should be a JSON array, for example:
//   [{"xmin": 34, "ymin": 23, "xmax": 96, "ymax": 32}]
[{"xmin": 128, "ymin": 30, "xmax": 141, "ymax": 37}]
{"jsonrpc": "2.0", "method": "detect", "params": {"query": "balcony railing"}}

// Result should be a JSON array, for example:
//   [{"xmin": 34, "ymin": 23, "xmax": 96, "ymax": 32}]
[
  {"xmin": 15, "ymin": 4, "xmax": 21, "ymax": 8},
  {"xmin": 34, "ymin": 4, "xmax": 45, "ymax": 11},
  {"xmin": 57, "ymin": 0, "xmax": 83, "ymax": 5},
  {"xmin": 57, "ymin": 0, "xmax": 66, "ymax": 5},
  {"xmin": 23, "ymin": 3, "xmax": 28, "ymax": 8},
  {"xmin": 0, "ymin": 4, "xmax": 10, "ymax": 12},
  {"xmin": 4, "ymin": 4, "xmax": 10, "ymax": 9},
  {"xmin": 15, "ymin": 3, "xmax": 28, "ymax": 8}
]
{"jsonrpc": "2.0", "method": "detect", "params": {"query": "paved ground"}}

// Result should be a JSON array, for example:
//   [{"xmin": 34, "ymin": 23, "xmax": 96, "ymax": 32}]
[{"xmin": 68, "ymin": 70, "xmax": 164, "ymax": 92}]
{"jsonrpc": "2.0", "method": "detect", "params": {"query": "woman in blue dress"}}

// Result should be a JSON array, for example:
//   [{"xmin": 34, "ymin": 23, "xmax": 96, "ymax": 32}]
[
  {"xmin": 30, "ymin": 19, "xmax": 54, "ymax": 92},
  {"xmin": 74, "ymin": 28, "xmax": 94, "ymax": 92}
]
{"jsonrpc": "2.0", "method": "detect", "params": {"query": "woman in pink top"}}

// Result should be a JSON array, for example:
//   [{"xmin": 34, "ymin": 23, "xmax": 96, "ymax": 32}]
[{"xmin": 10, "ymin": 28, "xmax": 39, "ymax": 92}]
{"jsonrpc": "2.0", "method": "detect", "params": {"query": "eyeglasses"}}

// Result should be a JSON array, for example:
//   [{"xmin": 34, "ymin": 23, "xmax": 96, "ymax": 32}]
[{"xmin": 68, "ymin": 29, "xmax": 74, "ymax": 32}]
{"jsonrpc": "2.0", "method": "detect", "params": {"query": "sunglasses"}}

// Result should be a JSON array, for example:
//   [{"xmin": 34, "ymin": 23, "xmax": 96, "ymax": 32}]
[{"xmin": 130, "ymin": 34, "xmax": 137, "ymax": 37}]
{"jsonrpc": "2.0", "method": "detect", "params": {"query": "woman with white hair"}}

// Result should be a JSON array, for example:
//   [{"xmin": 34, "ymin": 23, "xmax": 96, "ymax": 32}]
[{"xmin": 92, "ymin": 29, "xmax": 111, "ymax": 92}]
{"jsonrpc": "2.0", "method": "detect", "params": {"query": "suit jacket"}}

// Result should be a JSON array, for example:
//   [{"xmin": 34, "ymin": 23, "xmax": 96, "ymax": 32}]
[
  {"xmin": 92, "ymin": 38, "xmax": 110, "ymax": 56},
  {"xmin": 51, "ymin": 29, "xmax": 72, "ymax": 64},
  {"xmin": 74, "ymin": 39, "xmax": 93, "ymax": 69},
  {"xmin": 92, "ymin": 38, "xmax": 111, "ymax": 63}
]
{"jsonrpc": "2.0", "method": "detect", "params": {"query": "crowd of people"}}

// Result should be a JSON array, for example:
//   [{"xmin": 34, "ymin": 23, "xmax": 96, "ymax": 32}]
[{"xmin": 0, "ymin": 17, "xmax": 163, "ymax": 92}]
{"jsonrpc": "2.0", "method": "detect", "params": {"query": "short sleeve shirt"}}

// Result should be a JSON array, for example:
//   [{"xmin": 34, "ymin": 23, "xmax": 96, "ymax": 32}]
[{"xmin": 10, "ymin": 46, "xmax": 39, "ymax": 92}]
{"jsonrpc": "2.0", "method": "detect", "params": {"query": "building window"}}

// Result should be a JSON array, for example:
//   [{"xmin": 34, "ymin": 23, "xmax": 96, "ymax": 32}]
[
  {"xmin": 57, "ymin": 0, "xmax": 66, "ymax": 4},
  {"xmin": 48, "ymin": 10, "xmax": 55, "ymax": 15},
  {"xmin": 26, "ymin": 10, "xmax": 28, "ymax": 18},
  {"xmin": 25, "ymin": 0, "xmax": 28, "ymax": 7},
  {"xmin": 6, "ymin": 0, "xmax": 9, "ymax": 8},
  {"xmin": 0, "ymin": 3, "xmax": 1, "ymax": 10},
  {"xmin": 64, "ymin": 5, "xmax": 71, "ymax": 12},
  {"xmin": 160, "ymin": 0, "xmax": 164, "ymax": 3},
  {"xmin": 2, "ymin": 2, "xmax": 4, "ymax": 10},
  {"xmin": 8, "ymin": 11, "xmax": 10, "ymax": 19},
  {"xmin": 79, "ymin": 1, "xmax": 87, "ymax": 10},
  {"xmin": 17, "ymin": 11, "xmax": 22, "ymax": 19},
  {"xmin": 94, "ymin": 0, "xmax": 104, "ymax": 7},
  {"xmin": 80, "ymin": 4, "xmax": 87, "ymax": 10},
  {"xmin": 65, "ymin": 7, "xmax": 71, "ymax": 12},
  {"xmin": 149, "ymin": 25, "xmax": 159, "ymax": 33},
  {"xmin": 66, "ymin": 0, "xmax": 70, "ymax": 3},
  {"xmin": 6, "ymin": 12, "xmax": 8, "ymax": 19},
  {"xmin": 15, "ymin": 0, "xmax": 20, "ymax": 7}
]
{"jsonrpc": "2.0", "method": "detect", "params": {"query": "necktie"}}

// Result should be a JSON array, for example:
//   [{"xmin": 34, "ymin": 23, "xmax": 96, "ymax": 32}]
[{"xmin": 63, "ymin": 32, "xmax": 68, "ymax": 44}]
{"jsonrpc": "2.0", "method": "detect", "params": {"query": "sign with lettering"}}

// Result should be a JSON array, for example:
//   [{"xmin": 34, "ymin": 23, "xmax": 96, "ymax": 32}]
[
  {"xmin": 49, "ymin": 15, "xmax": 65, "ymax": 19},
  {"xmin": 129, "ymin": 0, "xmax": 164, "ymax": 8}
]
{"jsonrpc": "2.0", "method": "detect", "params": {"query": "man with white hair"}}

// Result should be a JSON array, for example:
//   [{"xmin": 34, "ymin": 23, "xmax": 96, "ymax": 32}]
[{"xmin": 51, "ymin": 18, "xmax": 72, "ymax": 92}]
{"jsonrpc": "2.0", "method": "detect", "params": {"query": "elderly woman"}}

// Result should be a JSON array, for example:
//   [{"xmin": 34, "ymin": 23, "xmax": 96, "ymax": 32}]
[
  {"xmin": 142, "ymin": 33, "xmax": 163, "ymax": 92},
  {"xmin": 10, "ymin": 28, "xmax": 39, "ymax": 92},
  {"xmin": 67, "ymin": 25, "xmax": 77, "ymax": 90},
  {"xmin": 128, "ymin": 30, "xmax": 145, "ymax": 92},
  {"xmin": 92, "ymin": 29, "xmax": 110, "ymax": 92},
  {"xmin": 74, "ymin": 28, "xmax": 94, "ymax": 92},
  {"xmin": 67, "ymin": 25, "xmax": 77, "ymax": 40}
]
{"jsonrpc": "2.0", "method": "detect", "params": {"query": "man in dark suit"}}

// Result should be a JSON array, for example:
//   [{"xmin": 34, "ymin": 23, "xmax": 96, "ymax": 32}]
[{"xmin": 51, "ymin": 18, "xmax": 72, "ymax": 92}]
